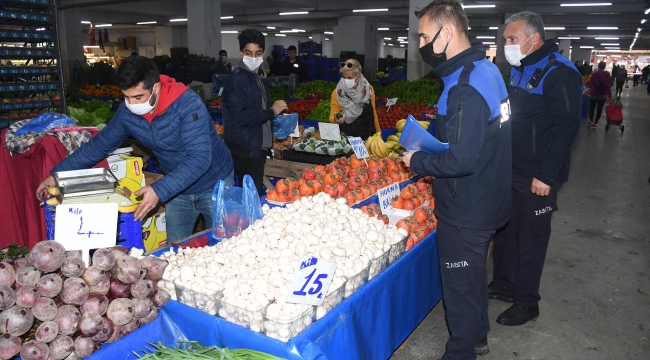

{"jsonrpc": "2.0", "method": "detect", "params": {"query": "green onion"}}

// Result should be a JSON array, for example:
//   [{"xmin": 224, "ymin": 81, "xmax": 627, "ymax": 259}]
[{"xmin": 136, "ymin": 341, "xmax": 286, "ymax": 360}]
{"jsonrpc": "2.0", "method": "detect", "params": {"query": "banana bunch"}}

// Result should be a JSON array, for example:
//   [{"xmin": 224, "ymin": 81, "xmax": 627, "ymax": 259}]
[
  {"xmin": 365, "ymin": 133, "xmax": 406, "ymax": 158},
  {"xmin": 395, "ymin": 118, "xmax": 431, "ymax": 132}
]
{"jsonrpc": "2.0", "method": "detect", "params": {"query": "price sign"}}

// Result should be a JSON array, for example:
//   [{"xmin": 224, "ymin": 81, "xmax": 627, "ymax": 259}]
[
  {"xmin": 386, "ymin": 97, "xmax": 398, "ymax": 106},
  {"xmin": 318, "ymin": 123, "xmax": 342, "ymax": 141},
  {"xmin": 377, "ymin": 182, "xmax": 401, "ymax": 214},
  {"xmin": 290, "ymin": 123, "xmax": 300, "ymax": 138},
  {"xmin": 347, "ymin": 136, "xmax": 369, "ymax": 159},
  {"xmin": 54, "ymin": 203, "xmax": 118, "ymax": 266},
  {"xmin": 287, "ymin": 256, "xmax": 337, "ymax": 306}
]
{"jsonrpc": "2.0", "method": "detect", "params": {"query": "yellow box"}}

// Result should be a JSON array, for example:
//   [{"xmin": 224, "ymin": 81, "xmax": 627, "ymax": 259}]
[
  {"xmin": 142, "ymin": 212, "xmax": 167, "ymax": 251},
  {"xmin": 108, "ymin": 155, "xmax": 146, "ymax": 203}
]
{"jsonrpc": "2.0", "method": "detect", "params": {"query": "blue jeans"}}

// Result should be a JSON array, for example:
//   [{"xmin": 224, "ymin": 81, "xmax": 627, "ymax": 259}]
[{"xmin": 165, "ymin": 171, "xmax": 234, "ymax": 244}]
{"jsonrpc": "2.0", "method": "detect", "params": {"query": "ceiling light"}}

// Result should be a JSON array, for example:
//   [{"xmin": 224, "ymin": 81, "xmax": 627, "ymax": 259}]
[
  {"xmin": 400, "ymin": 45, "xmax": 404, "ymax": 47},
  {"xmin": 605, "ymin": 47, "xmax": 620, "ymax": 49},
  {"xmin": 83, "ymin": 45, "xmax": 100, "ymax": 48},
  {"xmin": 384, "ymin": 37, "xmax": 391, "ymax": 40},
  {"xmin": 489, "ymin": 27, "xmax": 499, "ymax": 30},
  {"xmin": 309, "ymin": 36, "xmax": 313, "ymax": 39},
  {"xmin": 275, "ymin": 34, "xmax": 286, "ymax": 37},
  {"xmin": 388, "ymin": 44, "xmax": 393, "ymax": 46},
  {"xmin": 587, "ymin": 26, "xmax": 618, "ymax": 30},
  {"xmin": 558, "ymin": 36, "xmax": 580, "ymax": 39},
  {"xmin": 324, "ymin": 31, "xmax": 334, "ymax": 34},
  {"xmin": 280, "ymin": 30, "xmax": 298, "ymax": 33},
  {"xmin": 642, "ymin": 19, "xmax": 647, "ymax": 24},
  {"xmin": 399, "ymin": 41, "xmax": 408, "ymax": 44},
  {"xmin": 98, "ymin": 56, "xmax": 110, "ymax": 59},
  {"xmin": 545, "ymin": 27, "xmax": 565, "ymax": 30},
  {"xmin": 561, "ymin": 3, "xmax": 611, "ymax": 6},
  {"xmin": 220, "ymin": 16, "xmax": 233, "ymax": 19},
  {"xmin": 468, "ymin": 27, "xmax": 472, "ymax": 30},
  {"xmin": 462, "ymin": 5, "xmax": 496, "ymax": 8},
  {"xmin": 221, "ymin": 31, "xmax": 238, "ymax": 34},
  {"xmin": 601, "ymin": 43, "xmax": 619, "ymax": 45},
  {"xmin": 638, "ymin": 28, "xmax": 643, "ymax": 32},
  {"xmin": 137, "ymin": 21, "xmax": 157, "ymax": 25},
  {"xmin": 645, "ymin": 8, "xmax": 650, "ymax": 15},
  {"xmin": 383, "ymin": 43, "xmax": 386, "ymax": 45},
  {"xmin": 482, "ymin": 41, "xmax": 495, "ymax": 44},
  {"xmin": 352, "ymin": 8, "xmax": 388, "ymax": 12},
  {"xmin": 170, "ymin": 18, "xmax": 187, "ymax": 22},
  {"xmin": 94, "ymin": 24, "xmax": 111, "ymax": 27},
  {"xmin": 279, "ymin": 12, "xmax": 308, "ymax": 15},
  {"xmin": 35, "ymin": 27, "xmax": 45, "ymax": 31},
  {"xmin": 580, "ymin": 46, "xmax": 594, "ymax": 48},
  {"xmin": 406, "ymin": 27, "xmax": 409, "ymax": 30},
  {"xmin": 398, "ymin": 36, "xmax": 407, "ymax": 39},
  {"xmin": 267, "ymin": 26, "xmax": 275, "ymax": 29},
  {"xmin": 596, "ymin": 54, "xmax": 607, "ymax": 57},
  {"xmin": 476, "ymin": 36, "xmax": 495, "ymax": 39},
  {"xmin": 595, "ymin": 37, "xmax": 619, "ymax": 40},
  {"xmin": 80, "ymin": 21, "xmax": 91, "ymax": 24},
  {"xmin": 325, "ymin": 38, "xmax": 330, "ymax": 40},
  {"xmin": 378, "ymin": 28, "xmax": 389, "ymax": 31},
  {"xmin": 263, "ymin": 32, "xmax": 267, "ymax": 35}
]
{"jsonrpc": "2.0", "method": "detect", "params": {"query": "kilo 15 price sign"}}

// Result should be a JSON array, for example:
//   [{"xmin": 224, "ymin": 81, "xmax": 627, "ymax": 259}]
[
  {"xmin": 286, "ymin": 256, "xmax": 337, "ymax": 306},
  {"xmin": 347, "ymin": 136, "xmax": 369, "ymax": 159}
]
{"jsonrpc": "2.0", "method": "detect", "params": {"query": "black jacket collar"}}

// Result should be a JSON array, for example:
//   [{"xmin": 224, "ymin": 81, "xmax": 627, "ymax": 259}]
[
  {"xmin": 433, "ymin": 43, "xmax": 486, "ymax": 78},
  {"xmin": 520, "ymin": 39, "xmax": 558, "ymax": 67}
]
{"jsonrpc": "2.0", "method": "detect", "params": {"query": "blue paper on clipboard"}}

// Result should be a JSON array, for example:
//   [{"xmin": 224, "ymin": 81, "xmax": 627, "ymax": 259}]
[{"xmin": 399, "ymin": 115, "xmax": 449, "ymax": 154}]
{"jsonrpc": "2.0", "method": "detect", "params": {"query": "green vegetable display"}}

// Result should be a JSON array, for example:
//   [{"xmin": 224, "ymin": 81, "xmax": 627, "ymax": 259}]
[
  {"xmin": 268, "ymin": 85, "xmax": 289, "ymax": 103},
  {"xmin": 137, "ymin": 341, "xmax": 286, "ymax": 360},
  {"xmin": 306, "ymin": 100, "xmax": 331, "ymax": 122},
  {"xmin": 375, "ymin": 78, "xmax": 442, "ymax": 105},
  {"xmin": 67, "ymin": 99, "xmax": 116, "ymax": 127},
  {"xmin": 293, "ymin": 80, "xmax": 337, "ymax": 98}
]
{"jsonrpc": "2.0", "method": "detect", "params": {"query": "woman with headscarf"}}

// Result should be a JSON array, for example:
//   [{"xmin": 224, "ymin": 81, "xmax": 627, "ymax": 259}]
[{"xmin": 329, "ymin": 59, "xmax": 379, "ymax": 140}]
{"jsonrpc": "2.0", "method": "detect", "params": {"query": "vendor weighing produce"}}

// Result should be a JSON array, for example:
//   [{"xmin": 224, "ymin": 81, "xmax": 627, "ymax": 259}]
[{"xmin": 36, "ymin": 55, "xmax": 234, "ymax": 243}]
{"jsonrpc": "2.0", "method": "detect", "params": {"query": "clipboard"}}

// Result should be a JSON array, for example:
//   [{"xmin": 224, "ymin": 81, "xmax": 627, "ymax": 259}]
[{"xmin": 399, "ymin": 115, "xmax": 449, "ymax": 154}]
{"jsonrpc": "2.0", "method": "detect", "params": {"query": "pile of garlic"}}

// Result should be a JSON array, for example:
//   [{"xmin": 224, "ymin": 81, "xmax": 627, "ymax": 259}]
[{"xmin": 154, "ymin": 192, "xmax": 408, "ymax": 338}]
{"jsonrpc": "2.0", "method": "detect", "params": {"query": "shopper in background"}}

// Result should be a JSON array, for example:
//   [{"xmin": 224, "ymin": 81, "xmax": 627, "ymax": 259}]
[
  {"xmin": 212, "ymin": 50, "xmax": 231, "ymax": 74},
  {"xmin": 402, "ymin": 0, "xmax": 512, "ymax": 358},
  {"xmin": 280, "ymin": 45, "xmax": 307, "ymax": 81},
  {"xmin": 36, "ymin": 55, "xmax": 234, "ymax": 243},
  {"xmin": 222, "ymin": 29, "xmax": 288, "ymax": 194},
  {"xmin": 329, "ymin": 59, "xmax": 379, "ymax": 140},
  {"xmin": 266, "ymin": 56, "xmax": 281, "ymax": 77},
  {"xmin": 614, "ymin": 65, "xmax": 627, "ymax": 97},
  {"xmin": 587, "ymin": 61, "xmax": 612, "ymax": 129},
  {"xmin": 642, "ymin": 64, "xmax": 649, "ymax": 84},
  {"xmin": 611, "ymin": 61, "xmax": 620, "ymax": 86},
  {"xmin": 491, "ymin": 11, "xmax": 581, "ymax": 327},
  {"xmin": 633, "ymin": 65, "xmax": 641, "ymax": 87}
]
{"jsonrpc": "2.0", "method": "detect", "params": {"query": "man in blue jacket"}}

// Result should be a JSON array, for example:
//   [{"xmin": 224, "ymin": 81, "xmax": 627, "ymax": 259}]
[
  {"xmin": 223, "ymin": 29, "xmax": 287, "ymax": 194},
  {"xmin": 489, "ymin": 11, "xmax": 582, "ymax": 326},
  {"xmin": 36, "ymin": 55, "xmax": 234, "ymax": 243},
  {"xmin": 403, "ymin": 1, "xmax": 512, "ymax": 358}
]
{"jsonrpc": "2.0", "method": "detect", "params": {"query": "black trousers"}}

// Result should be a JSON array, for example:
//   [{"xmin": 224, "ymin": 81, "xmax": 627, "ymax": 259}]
[
  {"xmin": 437, "ymin": 220, "xmax": 495, "ymax": 360},
  {"xmin": 633, "ymin": 75, "xmax": 640, "ymax": 87},
  {"xmin": 589, "ymin": 98, "xmax": 607, "ymax": 124},
  {"xmin": 232, "ymin": 150, "xmax": 267, "ymax": 196},
  {"xmin": 615, "ymin": 80, "xmax": 625, "ymax": 96},
  {"xmin": 492, "ymin": 174, "xmax": 563, "ymax": 308}
]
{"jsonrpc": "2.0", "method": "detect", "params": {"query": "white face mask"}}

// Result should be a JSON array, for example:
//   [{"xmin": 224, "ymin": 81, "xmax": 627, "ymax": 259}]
[
  {"xmin": 504, "ymin": 35, "xmax": 533, "ymax": 67},
  {"xmin": 125, "ymin": 85, "xmax": 158, "ymax": 115},
  {"xmin": 243, "ymin": 56, "xmax": 263, "ymax": 71},
  {"xmin": 343, "ymin": 78, "xmax": 357, "ymax": 89}
]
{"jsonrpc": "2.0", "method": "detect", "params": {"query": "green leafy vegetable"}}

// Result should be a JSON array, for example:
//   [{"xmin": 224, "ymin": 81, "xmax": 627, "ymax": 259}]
[
  {"xmin": 293, "ymin": 81, "xmax": 337, "ymax": 98},
  {"xmin": 306, "ymin": 100, "xmax": 331, "ymax": 122},
  {"xmin": 136, "ymin": 341, "xmax": 286, "ymax": 360}
]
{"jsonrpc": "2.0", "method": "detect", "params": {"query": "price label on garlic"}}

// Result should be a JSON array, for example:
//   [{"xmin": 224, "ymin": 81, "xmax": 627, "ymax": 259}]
[
  {"xmin": 348, "ymin": 136, "xmax": 369, "ymax": 159},
  {"xmin": 286, "ymin": 256, "xmax": 337, "ymax": 306},
  {"xmin": 377, "ymin": 182, "xmax": 401, "ymax": 214},
  {"xmin": 54, "ymin": 203, "xmax": 118, "ymax": 266}
]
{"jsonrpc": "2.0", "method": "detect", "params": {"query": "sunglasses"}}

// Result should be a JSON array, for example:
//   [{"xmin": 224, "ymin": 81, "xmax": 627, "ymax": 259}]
[{"xmin": 340, "ymin": 62, "xmax": 354, "ymax": 69}]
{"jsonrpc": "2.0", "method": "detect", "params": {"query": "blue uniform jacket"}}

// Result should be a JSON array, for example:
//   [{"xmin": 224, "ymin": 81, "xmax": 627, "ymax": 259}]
[
  {"xmin": 410, "ymin": 43, "xmax": 512, "ymax": 231},
  {"xmin": 52, "ymin": 90, "xmax": 233, "ymax": 203}
]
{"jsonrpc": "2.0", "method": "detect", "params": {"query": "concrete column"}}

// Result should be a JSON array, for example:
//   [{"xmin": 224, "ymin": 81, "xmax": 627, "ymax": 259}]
[
  {"xmin": 333, "ymin": 16, "xmax": 379, "ymax": 80},
  {"xmin": 155, "ymin": 27, "xmax": 173, "ymax": 56},
  {"xmin": 58, "ymin": 8, "xmax": 84, "ymax": 86},
  {"xmin": 187, "ymin": 0, "xmax": 221, "ymax": 57},
  {"xmin": 558, "ymin": 39, "xmax": 571, "ymax": 58},
  {"xmin": 407, "ymin": 0, "xmax": 431, "ymax": 80}
]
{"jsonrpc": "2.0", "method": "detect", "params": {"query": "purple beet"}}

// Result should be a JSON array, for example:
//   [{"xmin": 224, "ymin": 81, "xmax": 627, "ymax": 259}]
[
  {"xmin": 140, "ymin": 257, "xmax": 169, "ymax": 282},
  {"xmin": 79, "ymin": 295, "xmax": 108, "ymax": 316},
  {"xmin": 53, "ymin": 305, "xmax": 82, "ymax": 336},
  {"xmin": 13, "ymin": 258, "xmax": 30, "ymax": 270},
  {"xmin": 81, "ymin": 266, "xmax": 105, "ymax": 286},
  {"xmin": 120, "ymin": 318, "xmax": 140, "ymax": 337},
  {"xmin": 35, "ymin": 321, "xmax": 59, "ymax": 343},
  {"xmin": 106, "ymin": 298, "xmax": 134, "ymax": 326},
  {"xmin": 66, "ymin": 251, "xmax": 82, "ymax": 259},
  {"xmin": 104, "ymin": 323, "xmax": 122, "ymax": 343},
  {"xmin": 48, "ymin": 335, "xmax": 73, "ymax": 360},
  {"xmin": 114, "ymin": 256, "xmax": 141, "ymax": 284},
  {"xmin": 73, "ymin": 336, "xmax": 94, "ymax": 358},
  {"xmin": 64, "ymin": 351, "xmax": 79, "ymax": 360},
  {"xmin": 0, "ymin": 333, "xmax": 21, "ymax": 360},
  {"xmin": 15, "ymin": 266, "xmax": 41, "ymax": 286},
  {"xmin": 130, "ymin": 280, "xmax": 152, "ymax": 299},
  {"xmin": 140, "ymin": 307, "xmax": 158, "ymax": 324},
  {"xmin": 20, "ymin": 341, "xmax": 49, "ymax": 360},
  {"xmin": 139, "ymin": 269, "xmax": 148, "ymax": 280},
  {"xmin": 132, "ymin": 298, "xmax": 152, "ymax": 319},
  {"xmin": 91, "ymin": 249, "xmax": 115, "ymax": 271},
  {"xmin": 88, "ymin": 275, "xmax": 110, "ymax": 296},
  {"xmin": 77, "ymin": 312, "xmax": 104, "ymax": 337},
  {"xmin": 144, "ymin": 279, "xmax": 158, "ymax": 297},
  {"xmin": 0, "ymin": 263, "xmax": 16, "ymax": 286},
  {"xmin": 15, "ymin": 285, "xmax": 40, "ymax": 308},
  {"xmin": 110, "ymin": 246, "xmax": 128, "ymax": 261},
  {"xmin": 60, "ymin": 258, "xmax": 85, "ymax": 278},
  {"xmin": 151, "ymin": 289, "xmax": 170, "ymax": 307},
  {"xmin": 90, "ymin": 317, "xmax": 114, "ymax": 343},
  {"xmin": 109, "ymin": 278, "xmax": 130, "ymax": 299},
  {"xmin": 32, "ymin": 297, "xmax": 58, "ymax": 321},
  {"xmin": 0, "ymin": 284, "xmax": 16, "ymax": 310},
  {"xmin": 36, "ymin": 274, "xmax": 63, "ymax": 298},
  {"xmin": 0, "ymin": 305, "xmax": 34, "ymax": 336},
  {"xmin": 30, "ymin": 241, "xmax": 66, "ymax": 273},
  {"xmin": 60, "ymin": 278, "xmax": 89, "ymax": 306}
]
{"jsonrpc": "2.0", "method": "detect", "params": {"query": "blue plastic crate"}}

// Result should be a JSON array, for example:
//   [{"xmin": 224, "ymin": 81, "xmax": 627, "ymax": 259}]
[
  {"xmin": 145, "ymin": 158, "xmax": 163, "ymax": 174},
  {"xmin": 324, "ymin": 58, "xmax": 340, "ymax": 70},
  {"xmin": 324, "ymin": 71, "xmax": 340, "ymax": 82}
]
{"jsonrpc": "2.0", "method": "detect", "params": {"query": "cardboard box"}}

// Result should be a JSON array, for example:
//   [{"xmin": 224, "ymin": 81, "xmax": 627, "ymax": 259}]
[
  {"xmin": 108, "ymin": 154, "xmax": 146, "ymax": 203},
  {"xmin": 144, "ymin": 171, "xmax": 165, "ymax": 212},
  {"xmin": 116, "ymin": 38, "xmax": 126, "ymax": 50},
  {"xmin": 142, "ymin": 212, "xmax": 167, "ymax": 251},
  {"xmin": 126, "ymin": 36, "xmax": 136, "ymax": 50}
]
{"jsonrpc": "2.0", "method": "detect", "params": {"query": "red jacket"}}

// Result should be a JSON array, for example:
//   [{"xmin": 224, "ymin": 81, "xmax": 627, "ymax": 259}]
[{"xmin": 589, "ymin": 70, "xmax": 612, "ymax": 98}]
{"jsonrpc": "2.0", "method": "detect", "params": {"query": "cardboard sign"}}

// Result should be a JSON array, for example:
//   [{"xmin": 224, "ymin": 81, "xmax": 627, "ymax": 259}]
[
  {"xmin": 54, "ymin": 203, "xmax": 118, "ymax": 266},
  {"xmin": 377, "ymin": 182, "xmax": 401, "ymax": 214},
  {"xmin": 287, "ymin": 256, "xmax": 337, "ymax": 306},
  {"xmin": 318, "ymin": 123, "xmax": 342, "ymax": 141},
  {"xmin": 347, "ymin": 136, "xmax": 369, "ymax": 159},
  {"xmin": 290, "ymin": 123, "xmax": 301, "ymax": 138}
]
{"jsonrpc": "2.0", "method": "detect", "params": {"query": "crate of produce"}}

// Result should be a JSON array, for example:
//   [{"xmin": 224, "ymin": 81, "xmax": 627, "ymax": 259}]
[
  {"xmin": 175, "ymin": 281, "xmax": 222, "ymax": 316},
  {"xmin": 389, "ymin": 235, "xmax": 409, "ymax": 263},
  {"xmin": 280, "ymin": 149, "xmax": 347, "ymax": 165},
  {"xmin": 324, "ymin": 58, "xmax": 340, "ymax": 70},
  {"xmin": 313, "ymin": 281, "xmax": 345, "ymax": 321},
  {"xmin": 369, "ymin": 248, "xmax": 391, "ymax": 279},
  {"xmin": 218, "ymin": 297, "xmax": 265, "ymax": 333},
  {"xmin": 343, "ymin": 263, "xmax": 371, "ymax": 299},
  {"xmin": 264, "ymin": 302, "xmax": 314, "ymax": 342}
]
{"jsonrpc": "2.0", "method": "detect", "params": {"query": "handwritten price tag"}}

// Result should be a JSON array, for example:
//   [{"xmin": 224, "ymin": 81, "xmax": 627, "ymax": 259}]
[
  {"xmin": 386, "ymin": 97, "xmax": 398, "ymax": 106},
  {"xmin": 377, "ymin": 183, "xmax": 401, "ymax": 214},
  {"xmin": 319, "ymin": 123, "xmax": 341, "ymax": 141},
  {"xmin": 347, "ymin": 136, "xmax": 369, "ymax": 159},
  {"xmin": 54, "ymin": 203, "xmax": 118, "ymax": 266},
  {"xmin": 286, "ymin": 256, "xmax": 337, "ymax": 306}
]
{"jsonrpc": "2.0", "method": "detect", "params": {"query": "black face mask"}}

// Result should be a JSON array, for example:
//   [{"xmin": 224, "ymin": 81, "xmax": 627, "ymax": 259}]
[{"xmin": 419, "ymin": 27, "xmax": 449, "ymax": 68}]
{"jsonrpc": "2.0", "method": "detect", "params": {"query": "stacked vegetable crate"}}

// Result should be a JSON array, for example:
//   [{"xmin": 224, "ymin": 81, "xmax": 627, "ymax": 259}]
[
  {"xmin": 298, "ymin": 41, "xmax": 324, "ymax": 81},
  {"xmin": 0, "ymin": 0, "xmax": 66, "ymax": 129}
]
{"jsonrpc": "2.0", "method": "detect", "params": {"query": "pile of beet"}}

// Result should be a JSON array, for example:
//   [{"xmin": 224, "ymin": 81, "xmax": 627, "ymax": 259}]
[{"xmin": 0, "ymin": 241, "xmax": 170, "ymax": 360}]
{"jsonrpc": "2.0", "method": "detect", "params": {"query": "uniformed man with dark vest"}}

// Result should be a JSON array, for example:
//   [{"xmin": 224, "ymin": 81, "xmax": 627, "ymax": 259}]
[
  {"xmin": 489, "ymin": 11, "xmax": 581, "ymax": 327},
  {"xmin": 403, "ymin": 1, "xmax": 512, "ymax": 359}
]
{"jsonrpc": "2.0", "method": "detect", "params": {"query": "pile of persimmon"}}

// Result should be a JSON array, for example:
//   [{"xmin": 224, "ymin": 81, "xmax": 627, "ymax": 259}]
[
  {"xmin": 391, "ymin": 177, "xmax": 434, "ymax": 210},
  {"xmin": 396, "ymin": 204, "xmax": 437, "ymax": 250},
  {"xmin": 360, "ymin": 203, "xmax": 389, "ymax": 225},
  {"xmin": 266, "ymin": 154, "xmax": 414, "ymax": 205}
]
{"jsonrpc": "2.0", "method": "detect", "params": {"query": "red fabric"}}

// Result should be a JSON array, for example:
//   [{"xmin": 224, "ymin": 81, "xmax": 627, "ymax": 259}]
[
  {"xmin": 0, "ymin": 130, "xmax": 109, "ymax": 249},
  {"xmin": 143, "ymin": 75, "xmax": 188, "ymax": 123},
  {"xmin": 605, "ymin": 102, "xmax": 623, "ymax": 122}
]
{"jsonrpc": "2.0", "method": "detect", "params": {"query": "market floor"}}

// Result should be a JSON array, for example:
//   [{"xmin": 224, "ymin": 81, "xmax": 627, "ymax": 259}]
[{"xmin": 390, "ymin": 85, "xmax": 650, "ymax": 360}]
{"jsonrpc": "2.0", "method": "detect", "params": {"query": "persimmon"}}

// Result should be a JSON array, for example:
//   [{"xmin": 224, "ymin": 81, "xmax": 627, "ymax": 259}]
[
  {"xmin": 335, "ymin": 182, "xmax": 349, "ymax": 196},
  {"xmin": 361, "ymin": 184, "xmax": 372, "ymax": 198},
  {"xmin": 412, "ymin": 197, "xmax": 422, "ymax": 208},
  {"xmin": 323, "ymin": 184, "xmax": 338, "ymax": 198},
  {"xmin": 400, "ymin": 186, "xmax": 415, "ymax": 200},
  {"xmin": 266, "ymin": 190, "xmax": 278, "ymax": 201},
  {"xmin": 414, "ymin": 208, "xmax": 428, "ymax": 224},
  {"xmin": 277, "ymin": 190, "xmax": 290, "ymax": 202},
  {"xmin": 353, "ymin": 188, "xmax": 365, "ymax": 201},
  {"xmin": 276, "ymin": 179, "xmax": 290, "ymax": 192},
  {"xmin": 311, "ymin": 179, "xmax": 323, "ymax": 194},
  {"xmin": 323, "ymin": 174, "xmax": 338, "ymax": 185},
  {"xmin": 345, "ymin": 192, "xmax": 356, "ymax": 206},
  {"xmin": 396, "ymin": 219, "xmax": 411, "ymax": 232},
  {"xmin": 392, "ymin": 198, "xmax": 404, "ymax": 209},
  {"xmin": 299, "ymin": 182, "xmax": 314, "ymax": 196},
  {"xmin": 350, "ymin": 154, "xmax": 362, "ymax": 168},
  {"xmin": 290, "ymin": 188, "xmax": 302, "ymax": 202}
]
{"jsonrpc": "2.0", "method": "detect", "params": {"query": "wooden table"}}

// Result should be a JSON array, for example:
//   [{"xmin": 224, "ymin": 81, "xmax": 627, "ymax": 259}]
[{"xmin": 262, "ymin": 159, "xmax": 312, "ymax": 190}]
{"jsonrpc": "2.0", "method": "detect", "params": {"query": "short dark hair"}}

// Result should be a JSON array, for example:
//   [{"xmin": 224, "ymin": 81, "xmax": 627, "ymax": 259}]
[
  {"xmin": 598, "ymin": 61, "xmax": 606, "ymax": 70},
  {"xmin": 238, "ymin": 29, "xmax": 265, "ymax": 51},
  {"xmin": 219, "ymin": 50, "xmax": 227, "ymax": 56},
  {"xmin": 505, "ymin": 11, "xmax": 546, "ymax": 41},
  {"xmin": 415, "ymin": 0, "xmax": 469, "ymax": 38},
  {"xmin": 287, "ymin": 45, "xmax": 297, "ymax": 52},
  {"xmin": 116, "ymin": 55, "xmax": 159, "ymax": 91}
]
